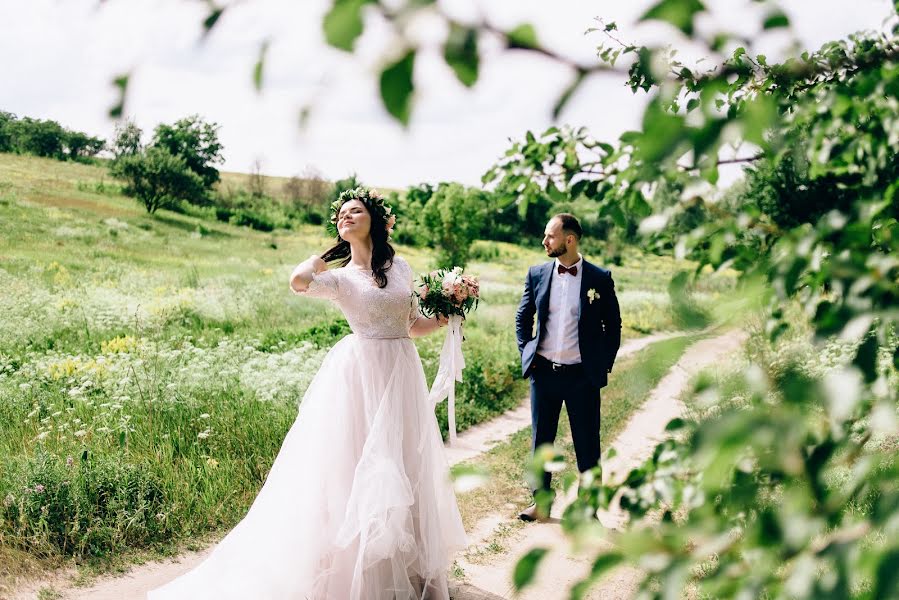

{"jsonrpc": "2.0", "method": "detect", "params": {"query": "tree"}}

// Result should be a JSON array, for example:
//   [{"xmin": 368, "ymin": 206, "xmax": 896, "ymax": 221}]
[
  {"xmin": 64, "ymin": 130, "xmax": 105, "ymax": 161},
  {"xmin": 151, "ymin": 115, "xmax": 224, "ymax": 189},
  {"xmin": 741, "ymin": 141, "xmax": 867, "ymax": 229},
  {"xmin": 420, "ymin": 183, "xmax": 487, "ymax": 268},
  {"xmin": 0, "ymin": 111, "xmax": 15, "ymax": 152},
  {"xmin": 10, "ymin": 117, "xmax": 66, "ymax": 159},
  {"xmin": 110, "ymin": 146, "xmax": 205, "ymax": 214},
  {"xmin": 282, "ymin": 166, "xmax": 331, "ymax": 223},
  {"xmin": 110, "ymin": 119, "xmax": 143, "ymax": 160},
  {"xmin": 483, "ymin": 10, "xmax": 899, "ymax": 600},
  {"xmin": 248, "ymin": 158, "xmax": 266, "ymax": 198}
]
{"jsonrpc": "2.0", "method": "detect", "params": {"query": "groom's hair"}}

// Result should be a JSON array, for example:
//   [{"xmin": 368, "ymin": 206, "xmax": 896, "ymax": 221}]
[{"xmin": 553, "ymin": 213, "xmax": 583, "ymax": 240}]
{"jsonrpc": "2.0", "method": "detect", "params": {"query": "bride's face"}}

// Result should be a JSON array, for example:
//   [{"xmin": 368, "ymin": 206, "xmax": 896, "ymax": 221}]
[{"xmin": 337, "ymin": 200, "xmax": 371, "ymax": 241}]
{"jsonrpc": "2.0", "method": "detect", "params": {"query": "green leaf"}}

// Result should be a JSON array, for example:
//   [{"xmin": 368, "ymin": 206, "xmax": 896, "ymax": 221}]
[
  {"xmin": 444, "ymin": 24, "xmax": 479, "ymax": 88},
  {"xmin": 608, "ymin": 202, "xmax": 627, "ymax": 228},
  {"xmin": 640, "ymin": 0, "xmax": 706, "ymax": 36},
  {"xmin": 874, "ymin": 547, "xmax": 899, "ymax": 600},
  {"xmin": 323, "ymin": 0, "xmax": 370, "ymax": 52},
  {"xmin": 517, "ymin": 196, "xmax": 530, "ymax": 219},
  {"xmin": 553, "ymin": 70, "xmax": 587, "ymax": 120},
  {"xmin": 379, "ymin": 50, "xmax": 416, "ymax": 126},
  {"xmin": 762, "ymin": 10, "xmax": 790, "ymax": 29},
  {"xmin": 639, "ymin": 101, "xmax": 685, "ymax": 162},
  {"xmin": 547, "ymin": 183, "xmax": 568, "ymax": 202},
  {"xmin": 109, "ymin": 74, "xmax": 130, "ymax": 119},
  {"xmin": 665, "ymin": 418, "xmax": 687, "ymax": 431},
  {"xmin": 755, "ymin": 508, "xmax": 783, "ymax": 546},
  {"xmin": 740, "ymin": 94, "xmax": 777, "ymax": 147},
  {"xmin": 711, "ymin": 33, "xmax": 730, "ymax": 52},
  {"xmin": 853, "ymin": 329, "xmax": 879, "ymax": 383},
  {"xmin": 513, "ymin": 548, "xmax": 548, "ymax": 590},
  {"xmin": 570, "ymin": 180, "xmax": 588, "ymax": 198},
  {"xmin": 571, "ymin": 553, "xmax": 624, "ymax": 600},
  {"xmin": 508, "ymin": 24, "xmax": 538, "ymax": 49},
  {"xmin": 253, "ymin": 40, "xmax": 270, "ymax": 92},
  {"xmin": 203, "ymin": 7, "xmax": 225, "ymax": 35}
]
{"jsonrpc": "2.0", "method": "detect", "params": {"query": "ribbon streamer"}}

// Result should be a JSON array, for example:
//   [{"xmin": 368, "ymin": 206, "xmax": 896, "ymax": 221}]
[{"xmin": 427, "ymin": 315, "xmax": 465, "ymax": 446}]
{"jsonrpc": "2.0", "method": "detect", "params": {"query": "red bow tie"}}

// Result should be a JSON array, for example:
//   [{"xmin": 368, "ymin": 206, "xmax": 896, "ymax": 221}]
[{"xmin": 557, "ymin": 264, "xmax": 578, "ymax": 276}]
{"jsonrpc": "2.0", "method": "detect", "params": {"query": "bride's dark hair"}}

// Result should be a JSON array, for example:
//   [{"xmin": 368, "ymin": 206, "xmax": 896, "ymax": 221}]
[{"xmin": 321, "ymin": 191, "xmax": 395, "ymax": 288}]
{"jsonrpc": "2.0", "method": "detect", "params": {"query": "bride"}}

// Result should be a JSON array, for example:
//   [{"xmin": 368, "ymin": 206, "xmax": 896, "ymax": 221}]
[{"xmin": 148, "ymin": 188, "xmax": 467, "ymax": 599}]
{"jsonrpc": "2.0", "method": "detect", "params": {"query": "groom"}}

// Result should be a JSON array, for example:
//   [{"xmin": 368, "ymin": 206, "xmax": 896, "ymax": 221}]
[{"xmin": 515, "ymin": 213, "xmax": 621, "ymax": 521}]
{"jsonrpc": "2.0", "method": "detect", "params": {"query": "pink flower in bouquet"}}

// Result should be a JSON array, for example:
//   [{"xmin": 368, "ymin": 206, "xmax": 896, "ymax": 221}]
[
  {"xmin": 463, "ymin": 276, "xmax": 479, "ymax": 298},
  {"xmin": 451, "ymin": 283, "xmax": 469, "ymax": 305},
  {"xmin": 420, "ymin": 284, "xmax": 429, "ymax": 300}
]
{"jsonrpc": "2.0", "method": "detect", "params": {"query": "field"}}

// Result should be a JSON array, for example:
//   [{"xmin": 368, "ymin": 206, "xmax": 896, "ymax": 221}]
[{"xmin": 0, "ymin": 153, "xmax": 731, "ymax": 572}]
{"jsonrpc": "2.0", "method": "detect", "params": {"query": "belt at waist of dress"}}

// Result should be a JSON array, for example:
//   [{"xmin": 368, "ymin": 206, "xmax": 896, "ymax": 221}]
[{"xmin": 352, "ymin": 334, "xmax": 411, "ymax": 340}]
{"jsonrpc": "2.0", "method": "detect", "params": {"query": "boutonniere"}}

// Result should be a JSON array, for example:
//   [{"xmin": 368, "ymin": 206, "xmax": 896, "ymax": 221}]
[{"xmin": 587, "ymin": 288, "xmax": 600, "ymax": 304}]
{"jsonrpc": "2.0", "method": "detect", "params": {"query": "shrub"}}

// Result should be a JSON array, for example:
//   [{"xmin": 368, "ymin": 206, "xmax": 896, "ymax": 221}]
[
  {"xmin": 0, "ymin": 450, "xmax": 167, "ymax": 558},
  {"xmin": 227, "ymin": 208, "xmax": 276, "ymax": 232}
]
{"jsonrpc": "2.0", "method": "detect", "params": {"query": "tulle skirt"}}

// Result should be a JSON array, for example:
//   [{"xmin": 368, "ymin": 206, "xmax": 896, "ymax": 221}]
[{"xmin": 148, "ymin": 335, "xmax": 468, "ymax": 600}]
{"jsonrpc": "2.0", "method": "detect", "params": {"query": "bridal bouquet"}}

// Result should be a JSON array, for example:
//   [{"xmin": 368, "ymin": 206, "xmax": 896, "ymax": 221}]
[
  {"xmin": 415, "ymin": 267, "xmax": 479, "ymax": 446},
  {"xmin": 414, "ymin": 267, "xmax": 480, "ymax": 318}
]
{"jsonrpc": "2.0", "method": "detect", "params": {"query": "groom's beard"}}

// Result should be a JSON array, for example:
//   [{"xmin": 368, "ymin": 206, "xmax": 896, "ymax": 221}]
[{"xmin": 546, "ymin": 242, "xmax": 567, "ymax": 258}]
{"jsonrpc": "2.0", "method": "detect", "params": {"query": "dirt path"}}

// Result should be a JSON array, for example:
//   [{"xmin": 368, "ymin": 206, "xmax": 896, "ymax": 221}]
[
  {"xmin": 6, "ymin": 330, "xmax": 694, "ymax": 600},
  {"xmin": 456, "ymin": 330, "xmax": 748, "ymax": 600}
]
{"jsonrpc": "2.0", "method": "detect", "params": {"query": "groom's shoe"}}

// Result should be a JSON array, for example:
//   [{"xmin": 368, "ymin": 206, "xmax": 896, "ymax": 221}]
[{"xmin": 518, "ymin": 502, "xmax": 550, "ymax": 522}]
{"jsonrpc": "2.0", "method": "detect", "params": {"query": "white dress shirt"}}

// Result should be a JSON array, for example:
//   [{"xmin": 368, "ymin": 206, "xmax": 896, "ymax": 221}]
[{"xmin": 536, "ymin": 254, "xmax": 583, "ymax": 365}]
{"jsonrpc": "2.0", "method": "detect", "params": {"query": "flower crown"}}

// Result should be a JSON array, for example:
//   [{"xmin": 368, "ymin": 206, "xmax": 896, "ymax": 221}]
[{"xmin": 327, "ymin": 187, "xmax": 396, "ymax": 239}]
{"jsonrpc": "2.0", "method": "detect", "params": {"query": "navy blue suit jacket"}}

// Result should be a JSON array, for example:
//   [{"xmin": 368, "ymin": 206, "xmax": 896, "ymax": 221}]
[{"xmin": 515, "ymin": 259, "xmax": 622, "ymax": 389}]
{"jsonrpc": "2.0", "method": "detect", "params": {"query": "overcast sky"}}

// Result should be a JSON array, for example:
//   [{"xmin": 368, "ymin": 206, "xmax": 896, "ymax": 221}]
[{"xmin": 0, "ymin": 0, "xmax": 894, "ymax": 188}]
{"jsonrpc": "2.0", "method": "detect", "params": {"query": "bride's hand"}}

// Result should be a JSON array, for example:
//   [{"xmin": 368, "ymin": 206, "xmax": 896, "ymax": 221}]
[{"xmin": 436, "ymin": 314, "xmax": 449, "ymax": 327}]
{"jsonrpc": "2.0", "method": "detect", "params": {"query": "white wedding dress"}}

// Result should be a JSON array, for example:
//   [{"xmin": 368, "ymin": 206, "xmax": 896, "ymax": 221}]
[{"xmin": 148, "ymin": 257, "xmax": 467, "ymax": 600}]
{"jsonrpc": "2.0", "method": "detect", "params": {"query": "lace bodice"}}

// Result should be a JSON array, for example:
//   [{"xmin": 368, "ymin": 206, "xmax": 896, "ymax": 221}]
[{"xmin": 291, "ymin": 257, "xmax": 422, "ymax": 339}]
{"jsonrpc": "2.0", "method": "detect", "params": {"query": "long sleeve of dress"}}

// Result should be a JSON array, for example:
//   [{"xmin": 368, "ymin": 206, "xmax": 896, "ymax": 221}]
[{"xmin": 290, "ymin": 266, "xmax": 339, "ymax": 301}]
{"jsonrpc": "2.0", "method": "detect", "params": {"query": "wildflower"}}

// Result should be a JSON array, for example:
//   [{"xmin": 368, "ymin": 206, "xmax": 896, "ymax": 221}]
[{"xmin": 33, "ymin": 484, "xmax": 45, "ymax": 494}]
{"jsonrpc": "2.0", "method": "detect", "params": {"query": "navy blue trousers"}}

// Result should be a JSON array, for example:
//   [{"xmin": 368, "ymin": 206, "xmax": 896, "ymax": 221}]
[{"xmin": 529, "ymin": 361, "xmax": 602, "ymax": 493}]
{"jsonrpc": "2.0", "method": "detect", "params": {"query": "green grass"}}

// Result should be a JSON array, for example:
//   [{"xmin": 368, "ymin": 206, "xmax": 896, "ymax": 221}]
[{"xmin": 0, "ymin": 152, "xmax": 715, "ymax": 583}]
